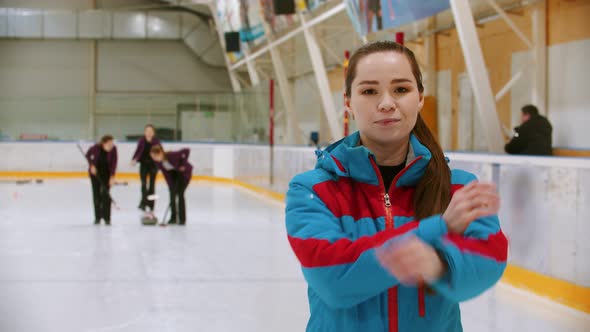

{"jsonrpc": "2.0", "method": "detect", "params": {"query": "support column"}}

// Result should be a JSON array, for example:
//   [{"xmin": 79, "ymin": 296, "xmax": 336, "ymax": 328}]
[
  {"xmin": 88, "ymin": 0, "xmax": 97, "ymax": 140},
  {"xmin": 532, "ymin": 0, "xmax": 547, "ymax": 116},
  {"xmin": 269, "ymin": 79, "xmax": 275, "ymax": 184},
  {"xmin": 89, "ymin": 39, "xmax": 96, "ymax": 140},
  {"xmin": 262, "ymin": 22, "xmax": 301, "ymax": 144},
  {"xmin": 300, "ymin": 13, "xmax": 343, "ymax": 141},
  {"xmin": 244, "ymin": 46, "xmax": 260, "ymax": 86},
  {"xmin": 424, "ymin": 18, "xmax": 437, "ymax": 97},
  {"xmin": 450, "ymin": 0, "xmax": 504, "ymax": 153}
]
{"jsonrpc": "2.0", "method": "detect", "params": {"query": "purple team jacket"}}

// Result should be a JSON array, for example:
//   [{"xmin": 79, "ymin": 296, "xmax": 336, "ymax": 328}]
[
  {"xmin": 86, "ymin": 144, "xmax": 118, "ymax": 177},
  {"xmin": 131, "ymin": 136, "xmax": 162, "ymax": 162},
  {"xmin": 156, "ymin": 148, "xmax": 193, "ymax": 187}
]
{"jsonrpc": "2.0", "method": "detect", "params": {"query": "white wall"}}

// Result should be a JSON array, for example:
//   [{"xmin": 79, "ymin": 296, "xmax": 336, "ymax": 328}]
[
  {"xmin": 511, "ymin": 50, "xmax": 533, "ymax": 129},
  {"xmin": 97, "ymin": 41, "xmax": 232, "ymax": 93},
  {"xmin": 0, "ymin": 40, "xmax": 92, "ymax": 139},
  {"xmin": 547, "ymin": 39, "xmax": 590, "ymax": 149},
  {"xmin": 0, "ymin": 141, "xmax": 215, "ymax": 177},
  {"xmin": 0, "ymin": 1, "xmax": 231, "ymax": 141},
  {"xmin": 291, "ymin": 71, "xmax": 350, "ymax": 145},
  {"xmin": 294, "ymin": 74, "xmax": 323, "ymax": 143},
  {"xmin": 0, "ymin": 0, "xmax": 93, "ymax": 9},
  {"xmin": 437, "ymin": 70, "xmax": 452, "ymax": 151},
  {"xmin": 0, "ymin": 0, "xmax": 156, "ymax": 10},
  {"xmin": 511, "ymin": 39, "xmax": 590, "ymax": 149},
  {"xmin": 0, "ymin": 38, "xmax": 232, "ymax": 140},
  {"xmin": 448, "ymin": 154, "xmax": 590, "ymax": 288},
  {"xmin": 457, "ymin": 72, "xmax": 487, "ymax": 152},
  {"xmin": 0, "ymin": 40, "xmax": 91, "ymax": 98}
]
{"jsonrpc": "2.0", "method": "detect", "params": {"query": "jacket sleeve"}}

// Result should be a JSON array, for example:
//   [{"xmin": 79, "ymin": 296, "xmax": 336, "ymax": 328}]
[
  {"xmin": 132, "ymin": 138, "xmax": 143, "ymax": 161},
  {"xmin": 505, "ymin": 123, "xmax": 531, "ymax": 154},
  {"xmin": 180, "ymin": 148, "xmax": 190, "ymax": 163},
  {"xmin": 85, "ymin": 146, "xmax": 97, "ymax": 166},
  {"xmin": 110, "ymin": 147, "xmax": 118, "ymax": 177},
  {"xmin": 286, "ymin": 174, "xmax": 449, "ymax": 309},
  {"xmin": 431, "ymin": 172, "xmax": 508, "ymax": 302}
]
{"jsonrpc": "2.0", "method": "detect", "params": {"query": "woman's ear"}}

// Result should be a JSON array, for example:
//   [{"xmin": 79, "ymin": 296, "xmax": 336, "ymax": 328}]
[
  {"xmin": 344, "ymin": 92, "xmax": 355, "ymax": 120},
  {"xmin": 418, "ymin": 93, "xmax": 425, "ymax": 112}
]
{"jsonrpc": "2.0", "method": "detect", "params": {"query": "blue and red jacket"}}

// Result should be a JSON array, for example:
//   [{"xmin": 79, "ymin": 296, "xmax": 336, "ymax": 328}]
[{"xmin": 285, "ymin": 132, "xmax": 508, "ymax": 332}]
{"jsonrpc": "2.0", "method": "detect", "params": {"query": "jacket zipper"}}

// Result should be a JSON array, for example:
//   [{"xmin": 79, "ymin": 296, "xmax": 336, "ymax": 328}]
[
  {"xmin": 383, "ymin": 192, "xmax": 398, "ymax": 332},
  {"xmin": 384, "ymin": 193, "xmax": 393, "ymax": 228},
  {"xmin": 387, "ymin": 190, "xmax": 426, "ymax": 319},
  {"xmin": 372, "ymin": 156, "xmax": 428, "ymax": 327},
  {"xmin": 370, "ymin": 157, "xmax": 399, "ymax": 332},
  {"xmin": 418, "ymin": 286, "xmax": 425, "ymax": 317}
]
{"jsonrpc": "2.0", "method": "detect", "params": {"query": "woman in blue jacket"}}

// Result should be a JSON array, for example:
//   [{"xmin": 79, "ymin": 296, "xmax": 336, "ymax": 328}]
[
  {"xmin": 285, "ymin": 41, "xmax": 508, "ymax": 332},
  {"xmin": 131, "ymin": 124, "xmax": 161, "ymax": 212}
]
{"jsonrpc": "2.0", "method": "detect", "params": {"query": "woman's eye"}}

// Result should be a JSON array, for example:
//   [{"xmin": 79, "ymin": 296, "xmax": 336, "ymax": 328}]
[
  {"xmin": 362, "ymin": 89, "xmax": 378, "ymax": 95},
  {"xmin": 395, "ymin": 87, "xmax": 409, "ymax": 93}
]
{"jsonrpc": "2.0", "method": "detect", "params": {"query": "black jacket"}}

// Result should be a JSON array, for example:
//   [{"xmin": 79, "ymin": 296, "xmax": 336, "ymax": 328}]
[{"xmin": 505, "ymin": 115, "xmax": 553, "ymax": 156}]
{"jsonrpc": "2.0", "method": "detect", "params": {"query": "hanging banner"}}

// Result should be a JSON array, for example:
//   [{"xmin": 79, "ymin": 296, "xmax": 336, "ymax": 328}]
[
  {"xmin": 218, "ymin": 0, "xmax": 340, "ymax": 61},
  {"xmin": 304, "ymin": 0, "xmax": 338, "ymax": 11},
  {"xmin": 237, "ymin": 0, "xmax": 265, "ymax": 42},
  {"xmin": 217, "ymin": 0, "xmax": 266, "ymax": 54},
  {"xmin": 345, "ymin": 0, "xmax": 450, "ymax": 36}
]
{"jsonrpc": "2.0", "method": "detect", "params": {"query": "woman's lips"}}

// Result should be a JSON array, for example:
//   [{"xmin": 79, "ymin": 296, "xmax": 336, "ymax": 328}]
[{"xmin": 375, "ymin": 119, "xmax": 400, "ymax": 126}]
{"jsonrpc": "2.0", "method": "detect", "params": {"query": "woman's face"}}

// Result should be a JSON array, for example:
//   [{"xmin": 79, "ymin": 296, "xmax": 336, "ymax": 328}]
[
  {"xmin": 345, "ymin": 51, "xmax": 423, "ymax": 147},
  {"xmin": 102, "ymin": 140, "xmax": 114, "ymax": 152},
  {"xmin": 150, "ymin": 152, "xmax": 163, "ymax": 162},
  {"xmin": 145, "ymin": 126, "xmax": 155, "ymax": 141}
]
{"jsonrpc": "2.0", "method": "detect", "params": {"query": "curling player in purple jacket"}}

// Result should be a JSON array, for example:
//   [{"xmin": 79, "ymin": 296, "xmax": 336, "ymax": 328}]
[
  {"xmin": 85, "ymin": 135, "xmax": 118, "ymax": 225},
  {"xmin": 149, "ymin": 145, "xmax": 193, "ymax": 225},
  {"xmin": 131, "ymin": 124, "xmax": 161, "ymax": 212}
]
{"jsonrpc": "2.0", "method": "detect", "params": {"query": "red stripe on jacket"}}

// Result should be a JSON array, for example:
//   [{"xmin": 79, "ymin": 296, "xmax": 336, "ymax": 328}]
[
  {"xmin": 312, "ymin": 180, "xmax": 419, "ymax": 220},
  {"xmin": 289, "ymin": 221, "xmax": 419, "ymax": 268},
  {"xmin": 312, "ymin": 173, "xmax": 466, "ymax": 222},
  {"xmin": 444, "ymin": 231, "xmax": 508, "ymax": 262},
  {"xmin": 312, "ymin": 178, "xmax": 384, "ymax": 220}
]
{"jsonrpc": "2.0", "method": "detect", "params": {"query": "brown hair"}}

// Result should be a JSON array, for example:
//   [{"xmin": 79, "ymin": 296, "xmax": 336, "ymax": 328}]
[
  {"xmin": 100, "ymin": 135, "xmax": 114, "ymax": 145},
  {"xmin": 345, "ymin": 41, "xmax": 451, "ymax": 219},
  {"xmin": 150, "ymin": 144, "xmax": 164, "ymax": 156},
  {"xmin": 521, "ymin": 104, "xmax": 539, "ymax": 117}
]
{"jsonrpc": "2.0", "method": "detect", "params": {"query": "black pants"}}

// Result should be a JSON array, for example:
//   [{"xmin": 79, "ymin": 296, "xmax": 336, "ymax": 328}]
[
  {"xmin": 139, "ymin": 161, "xmax": 158, "ymax": 210},
  {"xmin": 168, "ymin": 171, "xmax": 189, "ymax": 224},
  {"xmin": 91, "ymin": 175, "xmax": 111, "ymax": 222}
]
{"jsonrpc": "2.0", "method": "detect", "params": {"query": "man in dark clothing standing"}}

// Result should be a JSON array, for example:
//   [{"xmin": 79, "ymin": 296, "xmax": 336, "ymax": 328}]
[
  {"xmin": 86, "ymin": 135, "xmax": 118, "ymax": 225},
  {"xmin": 505, "ymin": 104, "xmax": 553, "ymax": 156}
]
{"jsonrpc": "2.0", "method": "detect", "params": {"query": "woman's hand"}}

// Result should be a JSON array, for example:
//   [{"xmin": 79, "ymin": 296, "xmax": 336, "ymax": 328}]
[
  {"xmin": 443, "ymin": 181, "xmax": 500, "ymax": 234},
  {"xmin": 90, "ymin": 165, "xmax": 97, "ymax": 176},
  {"xmin": 130, "ymin": 160, "xmax": 137, "ymax": 167},
  {"xmin": 109, "ymin": 177, "xmax": 115, "ymax": 188},
  {"xmin": 376, "ymin": 236, "xmax": 446, "ymax": 286}
]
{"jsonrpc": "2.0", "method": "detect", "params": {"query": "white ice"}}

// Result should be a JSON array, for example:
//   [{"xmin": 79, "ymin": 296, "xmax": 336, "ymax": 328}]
[{"xmin": 0, "ymin": 179, "xmax": 588, "ymax": 332}]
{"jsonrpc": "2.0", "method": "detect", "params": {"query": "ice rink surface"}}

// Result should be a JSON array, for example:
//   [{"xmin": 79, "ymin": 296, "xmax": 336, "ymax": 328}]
[{"xmin": 0, "ymin": 179, "xmax": 588, "ymax": 332}]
